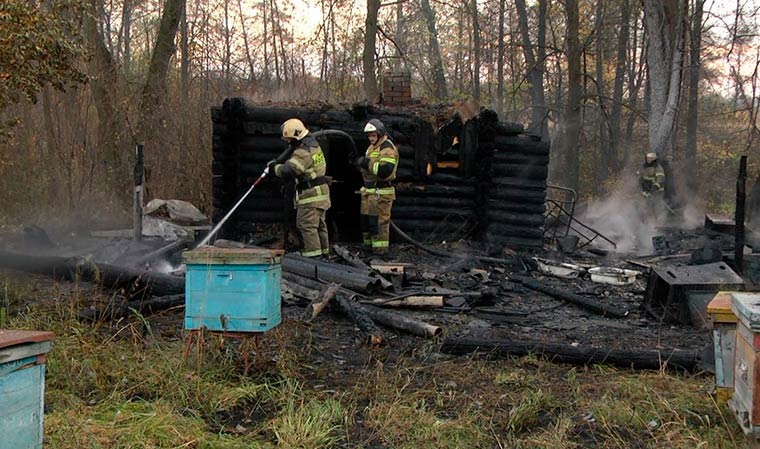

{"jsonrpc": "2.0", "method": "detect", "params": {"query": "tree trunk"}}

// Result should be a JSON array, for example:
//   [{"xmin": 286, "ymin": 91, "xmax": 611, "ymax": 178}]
[
  {"xmin": 363, "ymin": 0, "xmax": 380, "ymax": 102},
  {"xmin": 223, "ymin": 0, "xmax": 231, "ymax": 94},
  {"xmin": 515, "ymin": 0, "xmax": 548, "ymax": 139},
  {"xmin": 556, "ymin": 0, "xmax": 583, "ymax": 191},
  {"xmin": 84, "ymin": 0, "xmax": 126, "ymax": 188},
  {"xmin": 120, "ymin": 0, "xmax": 132, "ymax": 74},
  {"xmin": 609, "ymin": 0, "xmax": 630, "ymax": 171},
  {"xmin": 685, "ymin": 0, "xmax": 704, "ymax": 195},
  {"xmin": 595, "ymin": 0, "xmax": 608, "ymax": 187},
  {"xmin": 496, "ymin": 0, "xmax": 506, "ymax": 117},
  {"xmin": 471, "ymin": 0, "xmax": 481, "ymax": 99},
  {"xmin": 395, "ymin": 0, "xmax": 405, "ymax": 70},
  {"xmin": 139, "ymin": 0, "xmax": 184, "ymax": 135},
  {"xmin": 180, "ymin": 1, "xmax": 189, "ymax": 101},
  {"xmin": 262, "ymin": 0, "xmax": 270, "ymax": 81},
  {"xmin": 643, "ymin": 0, "xmax": 687, "ymax": 161},
  {"xmin": 420, "ymin": 0, "xmax": 448, "ymax": 99}
]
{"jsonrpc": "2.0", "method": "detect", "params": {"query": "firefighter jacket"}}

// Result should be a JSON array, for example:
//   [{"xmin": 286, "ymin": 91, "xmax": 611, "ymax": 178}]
[
  {"xmin": 637, "ymin": 162, "xmax": 665, "ymax": 193},
  {"xmin": 360, "ymin": 135, "xmax": 399, "ymax": 197},
  {"xmin": 276, "ymin": 135, "xmax": 331, "ymax": 209}
]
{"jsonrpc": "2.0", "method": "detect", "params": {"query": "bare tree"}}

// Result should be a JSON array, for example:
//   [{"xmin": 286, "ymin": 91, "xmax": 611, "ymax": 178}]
[
  {"xmin": 643, "ymin": 0, "xmax": 687, "ymax": 161},
  {"xmin": 496, "ymin": 0, "xmax": 506, "ymax": 116},
  {"xmin": 609, "ymin": 0, "xmax": 630, "ymax": 170},
  {"xmin": 685, "ymin": 0, "xmax": 705, "ymax": 194},
  {"xmin": 554, "ymin": 0, "xmax": 582, "ymax": 191},
  {"xmin": 420, "ymin": 0, "xmax": 447, "ymax": 99},
  {"xmin": 139, "ymin": 0, "xmax": 184, "ymax": 134},
  {"xmin": 515, "ymin": 0, "xmax": 548, "ymax": 139},
  {"xmin": 363, "ymin": 0, "xmax": 380, "ymax": 101}
]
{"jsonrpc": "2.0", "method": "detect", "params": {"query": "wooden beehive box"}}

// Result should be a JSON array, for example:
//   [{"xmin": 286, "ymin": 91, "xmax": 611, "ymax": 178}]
[
  {"xmin": 0, "ymin": 330, "xmax": 54, "ymax": 449},
  {"xmin": 730, "ymin": 292, "xmax": 760, "ymax": 436},
  {"xmin": 707, "ymin": 292, "xmax": 738, "ymax": 403},
  {"xmin": 184, "ymin": 247, "xmax": 284, "ymax": 333}
]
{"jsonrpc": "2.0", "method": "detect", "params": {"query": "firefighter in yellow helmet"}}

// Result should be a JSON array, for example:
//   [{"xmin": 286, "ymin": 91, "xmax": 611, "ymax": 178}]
[
  {"xmin": 354, "ymin": 119, "xmax": 399, "ymax": 256},
  {"xmin": 268, "ymin": 118, "xmax": 331, "ymax": 257}
]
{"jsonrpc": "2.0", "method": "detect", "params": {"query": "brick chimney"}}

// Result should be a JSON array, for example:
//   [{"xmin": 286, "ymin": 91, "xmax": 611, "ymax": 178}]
[{"xmin": 382, "ymin": 71, "xmax": 412, "ymax": 106}]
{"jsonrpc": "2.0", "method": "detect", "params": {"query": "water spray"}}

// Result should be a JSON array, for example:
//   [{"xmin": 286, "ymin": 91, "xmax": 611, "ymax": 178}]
[{"xmin": 196, "ymin": 167, "xmax": 270, "ymax": 248}]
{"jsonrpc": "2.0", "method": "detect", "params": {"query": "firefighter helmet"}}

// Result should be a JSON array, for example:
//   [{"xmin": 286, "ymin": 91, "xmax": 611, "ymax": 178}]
[
  {"xmin": 281, "ymin": 118, "xmax": 309, "ymax": 141},
  {"xmin": 363, "ymin": 119, "xmax": 386, "ymax": 136},
  {"xmin": 645, "ymin": 152, "xmax": 658, "ymax": 163}
]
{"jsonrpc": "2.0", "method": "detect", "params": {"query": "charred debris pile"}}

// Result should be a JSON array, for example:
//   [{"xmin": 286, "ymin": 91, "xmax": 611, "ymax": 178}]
[
  {"xmin": 5, "ymin": 100, "xmax": 759, "ymax": 375},
  {"xmin": 211, "ymin": 98, "xmax": 548, "ymax": 250}
]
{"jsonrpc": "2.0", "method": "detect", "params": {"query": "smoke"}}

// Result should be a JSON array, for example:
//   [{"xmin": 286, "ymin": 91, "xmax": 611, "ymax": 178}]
[{"xmin": 577, "ymin": 171, "xmax": 704, "ymax": 255}]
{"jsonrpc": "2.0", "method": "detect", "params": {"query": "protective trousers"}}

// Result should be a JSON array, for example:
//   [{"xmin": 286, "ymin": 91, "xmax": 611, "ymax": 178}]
[
  {"xmin": 360, "ymin": 193, "xmax": 393, "ymax": 254},
  {"xmin": 296, "ymin": 206, "xmax": 329, "ymax": 257}
]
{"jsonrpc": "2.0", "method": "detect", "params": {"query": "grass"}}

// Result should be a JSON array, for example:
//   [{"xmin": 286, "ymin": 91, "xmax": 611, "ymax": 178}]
[{"xmin": 0, "ymin": 272, "xmax": 751, "ymax": 448}]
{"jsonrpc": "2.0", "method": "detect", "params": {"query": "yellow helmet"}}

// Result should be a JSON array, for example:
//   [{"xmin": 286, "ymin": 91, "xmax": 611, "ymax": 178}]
[
  {"xmin": 281, "ymin": 118, "xmax": 309, "ymax": 141},
  {"xmin": 645, "ymin": 152, "xmax": 658, "ymax": 163}
]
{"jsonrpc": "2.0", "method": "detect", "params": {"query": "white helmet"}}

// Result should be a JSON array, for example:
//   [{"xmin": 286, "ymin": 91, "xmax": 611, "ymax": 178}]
[{"xmin": 363, "ymin": 119, "xmax": 386, "ymax": 136}]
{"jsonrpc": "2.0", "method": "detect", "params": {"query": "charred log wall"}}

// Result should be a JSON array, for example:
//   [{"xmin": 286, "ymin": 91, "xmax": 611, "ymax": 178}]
[{"xmin": 211, "ymin": 98, "xmax": 549, "ymax": 250}]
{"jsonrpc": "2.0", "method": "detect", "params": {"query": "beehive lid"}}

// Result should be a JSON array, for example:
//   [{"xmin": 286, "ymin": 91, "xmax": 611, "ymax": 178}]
[
  {"xmin": 731, "ymin": 292, "xmax": 760, "ymax": 330},
  {"xmin": 184, "ymin": 247, "xmax": 284, "ymax": 265},
  {"xmin": 707, "ymin": 291, "xmax": 738, "ymax": 323},
  {"xmin": 0, "ymin": 330, "xmax": 54, "ymax": 366},
  {"xmin": 0, "ymin": 330, "xmax": 54, "ymax": 350}
]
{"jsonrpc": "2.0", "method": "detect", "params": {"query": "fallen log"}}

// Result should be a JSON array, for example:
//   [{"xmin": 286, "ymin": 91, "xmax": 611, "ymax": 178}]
[
  {"xmin": 0, "ymin": 250, "xmax": 185, "ymax": 299},
  {"xmin": 511, "ymin": 275, "xmax": 628, "ymax": 318},
  {"xmin": 332, "ymin": 244, "xmax": 372, "ymax": 270},
  {"xmin": 79, "ymin": 294, "xmax": 186, "ymax": 321},
  {"xmin": 363, "ymin": 296, "xmax": 444, "ymax": 309},
  {"xmin": 283, "ymin": 254, "xmax": 390, "ymax": 292},
  {"xmin": 303, "ymin": 283, "xmax": 339, "ymax": 322},
  {"xmin": 362, "ymin": 305, "xmax": 442, "ymax": 337},
  {"xmin": 282, "ymin": 272, "xmax": 382, "ymax": 343},
  {"xmin": 440, "ymin": 338, "xmax": 701, "ymax": 371},
  {"xmin": 334, "ymin": 293, "xmax": 385, "ymax": 346},
  {"xmin": 281, "ymin": 279, "xmax": 321, "ymax": 301}
]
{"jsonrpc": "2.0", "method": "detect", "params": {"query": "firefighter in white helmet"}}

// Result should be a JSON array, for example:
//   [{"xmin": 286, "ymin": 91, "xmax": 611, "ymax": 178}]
[
  {"xmin": 637, "ymin": 152, "xmax": 666, "ymax": 221},
  {"xmin": 638, "ymin": 152, "xmax": 665, "ymax": 198},
  {"xmin": 354, "ymin": 119, "xmax": 399, "ymax": 256},
  {"xmin": 268, "ymin": 118, "xmax": 331, "ymax": 257}
]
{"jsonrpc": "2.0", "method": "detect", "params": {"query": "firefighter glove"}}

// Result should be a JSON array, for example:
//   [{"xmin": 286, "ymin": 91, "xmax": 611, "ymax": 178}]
[
  {"xmin": 267, "ymin": 159, "xmax": 278, "ymax": 175},
  {"xmin": 354, "ymin": 156, "xmax": 370, "ymax": 170}
]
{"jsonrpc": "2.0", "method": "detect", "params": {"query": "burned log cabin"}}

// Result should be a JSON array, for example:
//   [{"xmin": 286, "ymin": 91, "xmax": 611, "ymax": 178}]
[{"xmin": 211, "ymin": 98, "xmax": 550, "ymax": 251}]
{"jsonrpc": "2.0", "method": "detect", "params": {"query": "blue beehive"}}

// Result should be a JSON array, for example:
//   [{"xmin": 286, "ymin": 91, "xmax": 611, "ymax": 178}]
[
  {"xmin": 184, "ymin": 247, "xmax": 284, "ymax": 332},
  {"xmin": 0, "ymin": 330, "xmax": 54, "ymax": 449}
]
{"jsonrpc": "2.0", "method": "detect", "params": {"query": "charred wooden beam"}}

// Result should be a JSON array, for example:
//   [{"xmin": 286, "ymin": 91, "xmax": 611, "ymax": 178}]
[
  {"xmin": 362, "ymin": 305, "xmax": 442, "ymax": 337},
  {"xmin": 440, "ymin": 338, "xmax": 700, "ymax": 371},
  {"xmin": 332, "ymin": 245, "xmax": 372, "ymax": 271},
  {"xmin": 282, "ymin": 254, "xmax": 390, "ymax": 293},
  {"xmin": 79, "ymin": 294, "xmax": 185, "ymax": 321},
  {"xmin": 737, "ymin": 155, "xmax": 748, "ymax": 274},
  {"xmin": 333, "ymin": 292, "xmax": 385, "ymax": 345},
  {"xmin": 0, "ymin": 250, "xmax": 185, "ymax": 299},
  {"xmin": 303, "ymin": 283, "xmax": 339, "ymax": 322},
  {"xmin": 511, "ymin": 275, "xmax": 628, "ymax": 318}
]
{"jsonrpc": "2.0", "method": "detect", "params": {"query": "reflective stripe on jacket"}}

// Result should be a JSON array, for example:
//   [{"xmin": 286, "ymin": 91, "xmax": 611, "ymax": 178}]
[
  {"xmin": 361, "ymin": 135, "xmax": 399, "ymax": 196},
  {"xmin": 280, "ymin": 136, "xmax": 331, "ymax": 208}
]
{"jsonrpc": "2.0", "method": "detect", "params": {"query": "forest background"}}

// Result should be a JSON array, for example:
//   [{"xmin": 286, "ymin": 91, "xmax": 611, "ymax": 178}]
[{"xmin": 1, "ymin": 0, "xmax": 759, "ymax": 227}]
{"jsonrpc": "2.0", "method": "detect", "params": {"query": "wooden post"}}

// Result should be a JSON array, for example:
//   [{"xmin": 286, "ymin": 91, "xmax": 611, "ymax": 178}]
[
  {"xmin": 134, "ymin": 144, "xmax": 144, "ymax": 241},
  {"xmin": 736, "ymin": 155, "xmax": 747, "ymax": 274}
]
